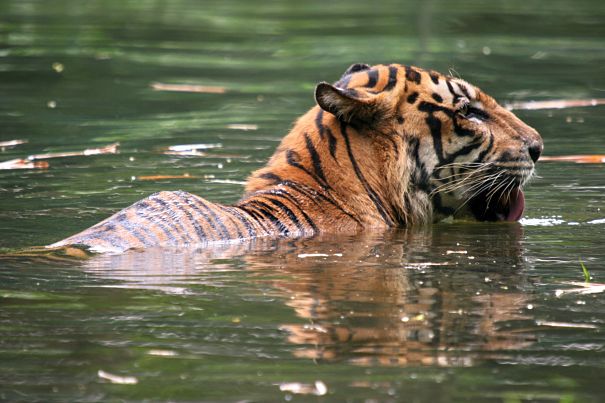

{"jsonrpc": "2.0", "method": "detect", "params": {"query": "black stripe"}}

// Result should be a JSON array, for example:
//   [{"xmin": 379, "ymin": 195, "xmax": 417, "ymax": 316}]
[
  {"xmin": 429, "ymin": 72, "xmax": 440, "ymax": 85},
  {"xmin": 114, "ymin": 213, "xmax": 154, "ymax": 246},
  {"xmin": 431, "ymin": 93, "xmax": 443, "ymax": 103},
  {"xmin": 365, "ymin": 69, "xmax": 379, "ymax": 88},
  {"xmin": 244, "ymin": 200, "xmax": 290, "ymax": 235},
  {"xmin": 417, "ymin": 101, "xmax": 454, "ymax": 117},
  {"xmin": 227, "ymin": 206, "xmax": 257, "ymax": 238},
  {"xmin": 239, "ymin": 205, "xmax": 273, "ymax": 235},
  {"xmin": 474, "ymin": 131, "xmax": 495, "ymax": 162},
  {"xmin": 453, "ymin": 115, "xmax": 477, "ymax": 137},
  {"xmin": 264, "ymin": 197, "xmax": 306, "ymax": 234},
  {"xmin": 179, "ymin": 195, "xmax": 227, "ymax": 240},
  {"xmin": 440, "ymin": 140, "xmax": 483, "ymax": 166},
  {"xmin": 446, "ymin": 80, "xmax": 462, "ymax": 105},
  {"xmin": 213, "ymin": 205, "xmax": 243, "ymax": 240},
  {"xmin": 407, "ymin": 92, "xmax": 419, "ymax": 104},
  {"xmin": 405, "ymin": 65, "xmax": 421, "ymax": 84},
  {"xmin": 191, "ymin": 197, "xmax": 231, "ymax": 240},
  {"xmin": 135, "ymin": 199, "xmax": 181, "ymax": 245},
  {"xmin": 270, "ymin": 180, "xmax": 362, "ymax": 225},
  {"xmin": 340, "ymin": 122, "xmax": 393, "ymax": 225},
  {"xmin": 253, "ymin": 189, "xmax": 319, "ymax": 234},
  {"xmin": 170, "ymin": 192, "xmax": 208, "ymax": 242},
  {"xmin": 152, "ymin": 197, "xmax": 193, "ymax": 244},
  {"xmin": 457, "ymin": 83, "xmax": 472, "ymax": 99},
  {"xmin": 383, "ymin": 65, "xmax": 398, "ymax": 91},
  {"xmin": 274, "ymin": 194, "xmax": 319, "ymax": 234},
  {"xmin": 317, "ymin": 110, "xmax": 338, "ymax": 158},
  {"xmin": 286, "ymin": 149, "xmax": 330, "ymax": 190},
  {"xmin": 304, "ymin": 133, "xmax": 328, "ymax": 185},
  {"xmin": 315, "ymin": 110, "xmax": 325, "ymax": 140},
  {"xmin": 426, "ymin": 115, "xmax": 444, "ymax": 164},
  {"xmin": 172, "ymin": 194, "xmax": 209, "ymax": 243},
  {"xmin": 326, "ymin": 127, "xmax": 338, "ymax": 159},
  {"xmin": 408, "ymin": 138, "xmax": 431, "ymax": 192}
]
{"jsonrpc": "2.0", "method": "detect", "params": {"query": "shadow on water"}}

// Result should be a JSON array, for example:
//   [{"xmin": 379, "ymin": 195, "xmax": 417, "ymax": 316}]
[{"xmin": 76, "ymin": 223, "xmax": 536, "ymax": 368}]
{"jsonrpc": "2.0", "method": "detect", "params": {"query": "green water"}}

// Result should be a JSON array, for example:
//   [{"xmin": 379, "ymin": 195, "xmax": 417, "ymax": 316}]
[{"xmin": 1, "ymin": 0, "xmax": 605, "ymax": 401}]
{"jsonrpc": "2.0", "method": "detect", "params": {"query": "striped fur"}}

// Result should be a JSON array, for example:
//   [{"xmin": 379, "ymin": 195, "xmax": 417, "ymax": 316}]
[{"xmin": 50, "ymin": 63, "xmax": 543, "ymax": 253}]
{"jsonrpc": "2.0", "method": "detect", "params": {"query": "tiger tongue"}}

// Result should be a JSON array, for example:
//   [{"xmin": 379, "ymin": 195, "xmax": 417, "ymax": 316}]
[{"xmin": 496, "ymin": 187, "xmax": 525, "ymax": 221}]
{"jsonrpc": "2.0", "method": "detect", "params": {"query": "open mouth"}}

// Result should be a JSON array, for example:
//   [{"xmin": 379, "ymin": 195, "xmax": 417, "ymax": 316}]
[{"xmin": 468, "ymin": 186, "xmax": 525, "ymax": 222}]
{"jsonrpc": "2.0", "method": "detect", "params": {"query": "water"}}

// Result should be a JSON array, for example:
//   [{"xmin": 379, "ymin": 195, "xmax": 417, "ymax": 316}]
[{"xmin": 1, "ymin": 0, "xmax": 605, "ymax": 401}]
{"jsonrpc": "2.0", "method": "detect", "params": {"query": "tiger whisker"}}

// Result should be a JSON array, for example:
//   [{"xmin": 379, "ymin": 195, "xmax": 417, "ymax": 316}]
[
  {"xmin": 451, "ymin": 172, "xmax": 505, "ymax": 215},
  {"xmin": 430, "ymin": 166, "xmax": 495, "ymax": 195},
  {"xmin": 432, "ymin": 170, "xmax": 501, "ymax": 196}
]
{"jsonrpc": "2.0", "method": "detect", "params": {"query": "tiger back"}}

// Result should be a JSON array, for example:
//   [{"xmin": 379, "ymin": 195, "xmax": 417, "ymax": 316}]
[{"xmin": 50, "ymin": 63, "xmax": 543, "ymax": 253}]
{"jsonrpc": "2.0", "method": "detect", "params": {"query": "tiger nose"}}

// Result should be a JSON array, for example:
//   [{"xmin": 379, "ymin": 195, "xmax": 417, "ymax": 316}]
[{"xmin": 528, "ymin": 140, "xmax": 543, "ymax": 163}]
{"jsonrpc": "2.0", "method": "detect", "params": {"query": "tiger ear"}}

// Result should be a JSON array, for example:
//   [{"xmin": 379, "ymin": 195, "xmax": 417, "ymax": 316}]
[{"xmin": 314, "ymin": 82, "xmax": 378, "ymax": 123}]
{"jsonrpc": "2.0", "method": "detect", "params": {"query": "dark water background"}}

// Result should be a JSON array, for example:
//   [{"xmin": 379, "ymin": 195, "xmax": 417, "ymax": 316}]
[{"xmin": 1, "ymin": 0, "xmax": 605, "ymax": 401}]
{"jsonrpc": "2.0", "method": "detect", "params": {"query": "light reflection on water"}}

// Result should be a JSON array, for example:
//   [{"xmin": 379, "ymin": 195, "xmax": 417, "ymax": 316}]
[{"xmin": 81, "ymin": 224, "xmax": 534, "ymax": 368}]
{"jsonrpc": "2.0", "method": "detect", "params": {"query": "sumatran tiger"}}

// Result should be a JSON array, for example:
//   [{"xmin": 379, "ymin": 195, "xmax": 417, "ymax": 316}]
[{"xmin": 49, "ymin": 63, "xmax": 543, "ymax": 254}]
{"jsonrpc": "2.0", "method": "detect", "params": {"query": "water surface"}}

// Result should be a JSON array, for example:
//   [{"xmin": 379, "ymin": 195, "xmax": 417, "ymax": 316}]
[{"xmin": 1, "ymin": 0, "xmax": 605, "ymax": 401}]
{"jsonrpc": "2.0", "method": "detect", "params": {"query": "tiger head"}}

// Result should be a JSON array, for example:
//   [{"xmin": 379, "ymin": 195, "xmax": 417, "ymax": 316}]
[{"xmin": 313, "ymin": 63, "xmax": 543, "ymax": 224}]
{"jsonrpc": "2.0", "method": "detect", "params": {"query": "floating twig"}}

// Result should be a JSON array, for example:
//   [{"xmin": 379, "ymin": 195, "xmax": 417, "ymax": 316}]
[
  {"xmin": 164, "ymin": 143, "xmax": 222, "ymax": 156},
  {"xmin": 539, "ymin": 155, "xmax": 605, "ymax": 164},
  {"xmin": 227, "ymin": 124, "xmax": 258, "ymax": 131},
  {"xmin": 506, "ymin": 98, "xmax": 605, "ymax": 111},
  {"xmin": 0, "ymin": 143, "xmax": 119, "ymax": 170},
  {"xmin": 0, "ymin": 159, "xmax": 49, "ymax": 170},
  {"xmin": 135, "ymin": 174, "xmax": 197, "ymax": 181},
  {"xmin": 0, "ymin": 139, "xmax": 28, "ymax": 150},
  {"xmin": 536, "ymin": 320, "xmax": 598, "ymax": 329},
  {"xmin": 27, "ymin": 142, "xmax": 119, "ymax": 160},
  {"xmin": 555, "ymin": 281, "xmax": 605, "ymax": 297},
  {"xmin": 151, "ymin": 82, "xmax": 227, "ymax": 94}
]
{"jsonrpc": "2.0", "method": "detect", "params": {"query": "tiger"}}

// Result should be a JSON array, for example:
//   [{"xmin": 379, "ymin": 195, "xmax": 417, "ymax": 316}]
[{"xmin": 49, "ymin": 63, "xmax": 543, "ymax": 254}]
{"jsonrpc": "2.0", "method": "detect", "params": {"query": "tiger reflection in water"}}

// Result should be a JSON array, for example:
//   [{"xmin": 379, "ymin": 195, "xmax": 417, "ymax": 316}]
[{"xmin": 83, "ymin": 224, "xmax": 535, "ymax": 367}]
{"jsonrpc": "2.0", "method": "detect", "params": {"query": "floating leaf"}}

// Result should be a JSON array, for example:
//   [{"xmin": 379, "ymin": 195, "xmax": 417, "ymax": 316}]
[{"xmin": 151, "ymin": 82, "xmax": 226, "ymax": 94}]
